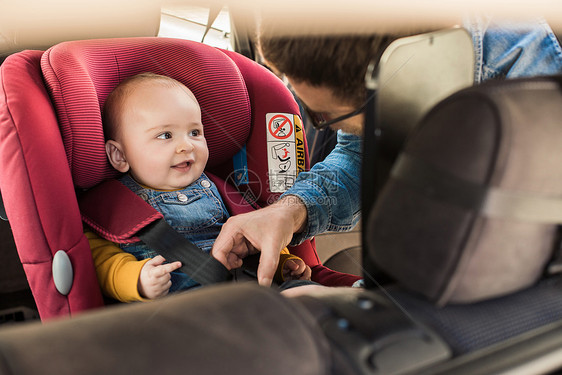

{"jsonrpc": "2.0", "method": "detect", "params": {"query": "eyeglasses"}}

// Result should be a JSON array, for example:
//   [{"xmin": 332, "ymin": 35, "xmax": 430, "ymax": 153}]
[{"xmin": 300, "ymin": 94, "xmax": 374, "ymax": 131}]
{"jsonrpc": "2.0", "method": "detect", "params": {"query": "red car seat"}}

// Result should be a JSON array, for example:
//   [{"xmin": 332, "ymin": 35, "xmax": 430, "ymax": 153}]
[{"xmin": 0, "ymin": 37, "xmax": 360, "ymax": 320}]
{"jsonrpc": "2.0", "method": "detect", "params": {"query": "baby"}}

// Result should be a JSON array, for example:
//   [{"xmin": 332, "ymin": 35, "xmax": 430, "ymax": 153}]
[{"xmin": 86, "ymin": 73, "xmax": 311, "ymax": 301}]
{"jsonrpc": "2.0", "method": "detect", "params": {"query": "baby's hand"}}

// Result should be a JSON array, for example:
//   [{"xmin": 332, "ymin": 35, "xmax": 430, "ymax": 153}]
[
  {"xmin": 138, "ymin": 255, "xmax": 182, "ymax": 299},
  {"xmin": 282, "ymin": 258, "xmax": 312, "ymax": 281}
]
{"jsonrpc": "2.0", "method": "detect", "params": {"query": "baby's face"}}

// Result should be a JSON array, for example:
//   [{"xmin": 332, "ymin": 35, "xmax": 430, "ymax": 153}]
[{"xmin": 116, "ymin": 82, "xmax": 208, "ymax": 190}]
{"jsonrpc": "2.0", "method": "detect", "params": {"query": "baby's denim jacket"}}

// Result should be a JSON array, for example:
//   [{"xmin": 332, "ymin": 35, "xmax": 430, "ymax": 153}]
[{"xmin": 118, "ymin": 173, "xmax": 230, "ymax": 291}]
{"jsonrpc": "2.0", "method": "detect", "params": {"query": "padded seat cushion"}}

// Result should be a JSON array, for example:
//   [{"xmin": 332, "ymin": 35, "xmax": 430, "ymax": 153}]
[{"xmin": 41, "ymin": 37, "xmax": 251, "ymax": 189}]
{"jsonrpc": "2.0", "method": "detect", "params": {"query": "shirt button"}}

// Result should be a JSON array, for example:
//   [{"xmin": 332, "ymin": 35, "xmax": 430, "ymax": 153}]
[
  {"xmin": 177, "ymin": 193, "xmax": 188, "ymax": 202},
  {"xmin": 139, "ymin": 192, "xmax": 149, "ymax": 202},
  {"xmin": 201, "ymin": 180, "xmax": 211, "ymax": 188}
]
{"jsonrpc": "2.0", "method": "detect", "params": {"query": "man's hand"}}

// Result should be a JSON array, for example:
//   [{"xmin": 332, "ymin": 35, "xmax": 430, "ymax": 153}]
[
  {"xmin": 212, "ymin": 195, "xmax": 307, "ymax": 286},
  {"xmin": 138, "ymin": 255, "xmax": 182, "ymax": 299}
]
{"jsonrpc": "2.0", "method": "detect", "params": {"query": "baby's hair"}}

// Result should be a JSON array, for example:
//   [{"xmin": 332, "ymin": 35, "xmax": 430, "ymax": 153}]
[{"xmin": 102, "ymin": 73, "xmax": 196, "ymax": 140}]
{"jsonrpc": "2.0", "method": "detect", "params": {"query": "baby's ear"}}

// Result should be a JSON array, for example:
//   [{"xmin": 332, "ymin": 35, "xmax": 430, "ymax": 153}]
[{"xmin": 105, "ymin": 140, "xmax": 129, "ymax": 173}]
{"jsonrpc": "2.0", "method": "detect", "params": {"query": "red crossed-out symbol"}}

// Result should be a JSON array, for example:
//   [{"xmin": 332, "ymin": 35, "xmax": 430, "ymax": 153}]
[{"xmin": 268, "ymin": 114, "xmax": 293, "ymax": 140}]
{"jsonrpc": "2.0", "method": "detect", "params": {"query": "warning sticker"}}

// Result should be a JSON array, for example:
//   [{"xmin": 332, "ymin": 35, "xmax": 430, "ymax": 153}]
[
  {"xmin": 268, "ymin": 114, "xmax": 294, "ymax": 139},
  {"xmin": 266, "ymin": 113, "xmax": 305, "ymax": 193}
]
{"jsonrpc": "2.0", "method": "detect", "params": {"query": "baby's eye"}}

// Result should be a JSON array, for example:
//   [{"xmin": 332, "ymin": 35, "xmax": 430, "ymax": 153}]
[
  {"xmin": 157, "ymin": 132, "xmax": 172, "ymax": 140},
  {"xmin": 189, "ymin": 129, "xmax": 201, "ymax": 137}
]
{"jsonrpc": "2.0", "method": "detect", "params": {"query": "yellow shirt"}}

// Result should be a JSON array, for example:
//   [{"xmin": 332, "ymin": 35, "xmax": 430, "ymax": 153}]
[{"xmin": 85, "ymin": 229, "xmax": 301, "ymax": 302}]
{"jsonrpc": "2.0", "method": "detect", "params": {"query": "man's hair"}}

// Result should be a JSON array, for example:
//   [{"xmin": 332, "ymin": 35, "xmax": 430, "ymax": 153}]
[
  {"xmin": 258, "ymin": 32, "xmax": 420, "ymax": 107},
  {"xmin": 102, "ymin": 73, "xmax": 195, "ymax": 140}
]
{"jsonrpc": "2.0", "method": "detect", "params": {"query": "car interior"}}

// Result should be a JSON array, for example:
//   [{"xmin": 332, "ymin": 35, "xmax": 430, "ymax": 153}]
[{"xmin": 1, "ymin": 2, "xmax": 562, "ymax": 374}]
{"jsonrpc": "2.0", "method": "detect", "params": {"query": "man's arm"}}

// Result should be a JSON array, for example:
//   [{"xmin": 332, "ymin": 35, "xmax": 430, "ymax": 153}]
[
  {"xmin": 213, "ymin": 131, "xmax": 361, "ymax": 285},
  {"xmin": 284, "ymin": 130, "xmax": 362, "ymax": 244}
]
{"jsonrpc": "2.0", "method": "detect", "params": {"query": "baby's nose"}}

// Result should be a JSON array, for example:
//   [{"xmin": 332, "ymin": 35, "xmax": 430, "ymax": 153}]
[{"xmin": 176, "ymin": 138, "xmax": 195, "ymax": 153}]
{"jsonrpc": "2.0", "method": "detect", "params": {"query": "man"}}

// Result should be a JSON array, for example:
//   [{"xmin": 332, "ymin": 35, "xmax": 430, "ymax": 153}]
[{"xmin": 212, "ymin": 17, "xmax": 562, "ymax": 286}]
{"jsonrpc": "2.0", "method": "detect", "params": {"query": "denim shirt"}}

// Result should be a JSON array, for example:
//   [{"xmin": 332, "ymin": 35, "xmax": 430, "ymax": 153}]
[
  {"xmin": 466, "ymin": 16, "xmax": 562, "ymax": 83},
  {"xmin": 284, "ymin": 18, "xmax": 562, "ymax": 245},
  {"xmin": 119, "ymin": 173, "xmax": 230, "ymax": 291},
  {"xmin": 284, "ymin": 130, "xmax": 362, "ymax": 245}
]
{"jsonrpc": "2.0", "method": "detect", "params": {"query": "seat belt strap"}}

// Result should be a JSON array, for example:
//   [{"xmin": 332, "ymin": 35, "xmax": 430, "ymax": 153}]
[
  {"xmin": 80, "ymin": 178, "xmax": 232, "ymax": 286},
  {"xmin": 137, "ymin": 219, "xmax": 232, "ymax": 285}
]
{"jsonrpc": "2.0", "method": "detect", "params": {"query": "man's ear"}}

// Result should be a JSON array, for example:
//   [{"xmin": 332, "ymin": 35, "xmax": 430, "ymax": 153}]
[{"xmin": 105, "ymin": 140, "xmax": 130, "ymax": 173}]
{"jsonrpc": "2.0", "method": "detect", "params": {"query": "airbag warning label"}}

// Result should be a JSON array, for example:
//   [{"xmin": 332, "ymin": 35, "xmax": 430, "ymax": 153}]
[{"xmin": 266, "ymin": 113, "xmax": 305, "ymax": 193}]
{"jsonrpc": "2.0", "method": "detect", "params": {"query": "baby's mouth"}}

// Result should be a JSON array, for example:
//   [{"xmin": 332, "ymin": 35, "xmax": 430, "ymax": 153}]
[{"xmin": 172, "ymin": 161, "xmax": 191, "ymax": 171}]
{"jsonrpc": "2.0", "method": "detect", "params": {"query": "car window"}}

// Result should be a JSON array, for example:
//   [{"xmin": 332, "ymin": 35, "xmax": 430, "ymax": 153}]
[{"xmin": 159, "ymin": 4, "xmax": 232, "ymax": 50}]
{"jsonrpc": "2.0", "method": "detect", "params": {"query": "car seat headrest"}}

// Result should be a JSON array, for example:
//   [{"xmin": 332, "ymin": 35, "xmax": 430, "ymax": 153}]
[
  {"xmin": 367, "ymin": 76, "xmax": 562, "ymax": 305},
  {"xmin": 40, "ymin": 37, "xmax": 251, "ymax": 189}
]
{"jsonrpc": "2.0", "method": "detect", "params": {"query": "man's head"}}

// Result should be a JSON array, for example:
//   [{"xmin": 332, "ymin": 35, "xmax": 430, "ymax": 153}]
[
  {"xmin": 103, "ymin": 73, "xmax": 208, "ymax": 190},
  {"xmin": 258, "ymin": 31, "xmax": 418, "ymax": 134}
]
